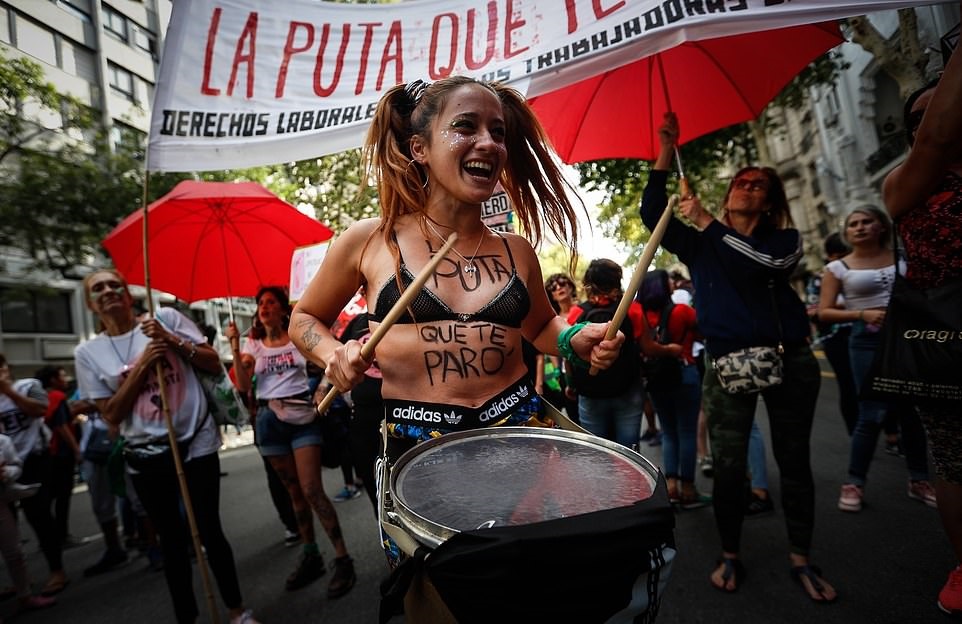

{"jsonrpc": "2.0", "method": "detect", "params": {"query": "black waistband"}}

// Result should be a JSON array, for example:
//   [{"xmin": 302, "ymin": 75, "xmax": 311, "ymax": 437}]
[
  {"xmin": 257, "ymin": 391, "xmax": 311, "ymax": 407},
  {"xmin": 383, "ymin": 376, "xmax": 534, "ymax": 433}
]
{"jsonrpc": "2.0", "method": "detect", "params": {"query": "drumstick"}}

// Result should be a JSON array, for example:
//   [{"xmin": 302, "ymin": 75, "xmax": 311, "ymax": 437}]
[
  {"xmin": 315, "ymin": 232, "xmax": 459, "ymax": 414},
  {"xmin": 588, "ymin": 194, "xmax": 679, "ymax": 376}
]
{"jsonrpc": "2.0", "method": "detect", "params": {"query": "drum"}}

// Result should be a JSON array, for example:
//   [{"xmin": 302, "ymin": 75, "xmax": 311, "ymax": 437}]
[
  {"xmin": 382, "ymin": 427, "xmax": 675, "ymax": 624},
  {"xmin": 388, "ymin": 426, "xmax": 659, "ymax": 548}
]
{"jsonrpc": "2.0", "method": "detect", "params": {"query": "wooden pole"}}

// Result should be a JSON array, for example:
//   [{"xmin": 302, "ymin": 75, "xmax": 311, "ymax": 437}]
[
  {"xmin": 588, "ymin": 194, "xmax": 679, "ymax": 376},
  {"xmin": 141, "ymin": 168, "xmax": 221, "ymax": 624}
]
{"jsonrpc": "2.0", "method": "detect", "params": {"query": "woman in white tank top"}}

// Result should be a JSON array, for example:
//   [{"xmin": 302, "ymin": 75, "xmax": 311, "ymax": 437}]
[{"xmin": 817, "ymin": 206, "xmax": 934, "ymax": 514}]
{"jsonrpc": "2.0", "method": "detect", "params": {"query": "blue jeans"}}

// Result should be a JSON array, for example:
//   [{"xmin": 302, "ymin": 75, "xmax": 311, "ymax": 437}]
[
  {"xmin": 844, "ymin": 322, "xmax": 930, "ymax": 484},
  {"xmin": 649, "ymin": 364, "xmax": 701, "ymax": 481},
  {"xmin": 578, "ymin": 386, "xmax": 645, "ymax": 450}
]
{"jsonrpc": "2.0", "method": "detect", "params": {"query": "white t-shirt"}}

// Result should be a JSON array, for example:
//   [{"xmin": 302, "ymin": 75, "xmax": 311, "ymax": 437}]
[
  {"xmin": 0, "ymin": 379, "xmax": 50, "ymax": 461},
  {"xmin": 74, "ymin": 307, "xmax": 220, "ymax": 461},
  {"xmin": 826, "ymin": 260, "xmax": 896, "ymax": 310},
  {"xmin": 242, "ymin": 338, "xmax": 309, "ymax": 399}
]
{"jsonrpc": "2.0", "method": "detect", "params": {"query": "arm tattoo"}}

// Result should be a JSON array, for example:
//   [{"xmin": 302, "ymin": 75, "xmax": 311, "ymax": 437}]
[{"xmin": 301, "ymin": 326, "xmax": 323, "ymax": 352}]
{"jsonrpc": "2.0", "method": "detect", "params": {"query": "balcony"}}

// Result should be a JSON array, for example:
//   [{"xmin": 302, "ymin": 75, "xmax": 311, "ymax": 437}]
[{"xmin": 866, "ymin": 134, "xmax": 907, "ymax": 175}]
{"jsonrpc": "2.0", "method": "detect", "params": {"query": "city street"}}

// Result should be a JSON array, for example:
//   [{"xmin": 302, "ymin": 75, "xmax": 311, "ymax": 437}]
[{"xmin": 9, "ymin": 358, "xmax": 952, "ymax": 623}]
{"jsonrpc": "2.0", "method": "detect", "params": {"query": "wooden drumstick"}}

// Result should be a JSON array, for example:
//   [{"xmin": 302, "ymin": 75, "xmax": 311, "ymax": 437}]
[
  {"xmin": 588, "ymin": 194, "xmax": 679, "ymax": 376},
  {"xmin": 315, "ymin": 232, "xmax": 459, "ymax": 414}
]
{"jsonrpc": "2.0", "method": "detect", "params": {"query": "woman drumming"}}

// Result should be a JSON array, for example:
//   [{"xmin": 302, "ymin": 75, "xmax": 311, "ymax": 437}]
[
  {"xmin": 817, "ymin": 206, "xmax": 934, "ymax": 512},
  {"xmin": 226, "ymin": 286, "xmax": 355, "ymax": 598},
  {"xmin": 289, "ymin": 77, "xmax": 622, "ymax": 556},
  {"xmin": 74, "ymin": 269, "xmax": 259, "ymax": 624},
  {"xmin": 640, "ymin": 113, "xmax": 836, "ymax": 602}
]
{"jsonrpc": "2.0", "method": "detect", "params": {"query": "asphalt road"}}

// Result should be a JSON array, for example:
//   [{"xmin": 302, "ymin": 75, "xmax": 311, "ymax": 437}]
[{"xmin": 8, "ymin": 359, "xmax": 953, "ymax": 623}]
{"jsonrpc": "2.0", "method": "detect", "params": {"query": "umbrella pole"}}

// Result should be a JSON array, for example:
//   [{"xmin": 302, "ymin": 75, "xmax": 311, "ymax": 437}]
[
  {"xmin": 141, "ymin": 169, "xmax": 222, "ymax": 624},
  {"xmin": 315, "ymin": 233, "xmax": 459, "ymax": 415},
  {"xmin": 655, "ymin": 55, "xmax": 691, "ymax": 193},
  {"xmin": 588, "ymin": 194, "xmax": 679, "ymax": 376}
]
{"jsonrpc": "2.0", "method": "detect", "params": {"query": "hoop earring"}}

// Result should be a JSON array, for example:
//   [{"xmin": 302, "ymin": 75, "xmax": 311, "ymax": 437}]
[
  {"xmin": 407, "ymin": 159, "xmax": 429, "ymax": 190},
  {"xmin": 422, "ymin": 171, "xmax": 429, "ymax": 189}
]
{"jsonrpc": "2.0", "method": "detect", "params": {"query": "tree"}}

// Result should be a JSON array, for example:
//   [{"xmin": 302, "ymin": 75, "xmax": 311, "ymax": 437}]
[{"xmin": 846, "ymin": 9, "xmax": 929, "ymax": 98}]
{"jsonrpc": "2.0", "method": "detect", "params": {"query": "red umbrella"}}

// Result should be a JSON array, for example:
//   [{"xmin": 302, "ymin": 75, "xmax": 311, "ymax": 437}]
[
  {"xmin": 528, "ymin": 22, "xmax": 844, "ymax": 164},
  {"xmin": 102, "ymin": 180, "xmax": 333, "ymax": 304}
]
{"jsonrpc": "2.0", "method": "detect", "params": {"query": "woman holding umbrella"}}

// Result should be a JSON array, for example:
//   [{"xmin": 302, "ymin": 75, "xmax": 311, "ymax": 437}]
[
  {"xmin": 640, "ymin": 113, "xmax": 836, "ymax": 602},
  {"xmin": 73, "ymin": 269, "xmax": 259, "ymax": 624}
]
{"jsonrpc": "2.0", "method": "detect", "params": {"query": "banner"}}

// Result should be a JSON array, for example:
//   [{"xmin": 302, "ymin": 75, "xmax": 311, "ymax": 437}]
[
  {"xmin": 148, "ymin": 0, "xmax": 935, "ymax": 172},
  {"xmin": 288, "ymin": 240, "xmax": 330, "ymax": 303}
]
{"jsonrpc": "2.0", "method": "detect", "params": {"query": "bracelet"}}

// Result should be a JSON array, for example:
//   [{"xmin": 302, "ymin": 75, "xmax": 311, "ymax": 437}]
[
  {"xmin": 557, "ymin": 322, "xmax": 590, "ymax": 369},
  {"xmin": 188, "ymin": 343, "xmax": 197, "ymax": 359}
]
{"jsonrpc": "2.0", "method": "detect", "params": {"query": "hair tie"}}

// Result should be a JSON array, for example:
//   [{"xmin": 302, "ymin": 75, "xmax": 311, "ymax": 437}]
[{"xmin": 396, "ymin": 79, "xmax": 428, "ymax": 115}]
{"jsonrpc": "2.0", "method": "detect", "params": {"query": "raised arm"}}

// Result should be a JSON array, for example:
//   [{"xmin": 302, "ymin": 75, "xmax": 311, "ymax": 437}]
[{"xmin": 884, "ymin": 36, "xmax": 962, "ymax": 219}]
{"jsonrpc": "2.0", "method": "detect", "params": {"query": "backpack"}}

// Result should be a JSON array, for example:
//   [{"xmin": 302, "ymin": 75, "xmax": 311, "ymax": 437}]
[
  {"xmin": 569, "ymin": 303, "xmax": 639, "ymax": 399},
  {"xmin": 641, "ymin": 303, "xmax": 683, "ymax": 391}
]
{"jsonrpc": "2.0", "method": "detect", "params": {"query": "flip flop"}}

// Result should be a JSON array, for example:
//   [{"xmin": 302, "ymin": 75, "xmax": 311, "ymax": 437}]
[
  {"xmin": 710, "ymin": 558, "xmax": 745, "ymax": 593},
  {"xmin": 790, "ymin": 564, "xmax": 837, "ymax": 603}
]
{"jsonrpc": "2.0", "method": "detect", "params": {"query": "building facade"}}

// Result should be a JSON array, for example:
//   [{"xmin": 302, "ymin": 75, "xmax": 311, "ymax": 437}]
[
  {"xmin": 0, "ymin": 0, "xmax": 254, "ymax": 377},
  {"xmin": 766, "ymin": 4, "xmax": 959, "ymax": 278}
]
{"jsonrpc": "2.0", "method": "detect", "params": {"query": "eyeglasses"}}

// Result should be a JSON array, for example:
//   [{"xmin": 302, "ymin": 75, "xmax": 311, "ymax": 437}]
[{"xmin": 732, "ymin": 178, "xmax": 769, "ymax": 193}]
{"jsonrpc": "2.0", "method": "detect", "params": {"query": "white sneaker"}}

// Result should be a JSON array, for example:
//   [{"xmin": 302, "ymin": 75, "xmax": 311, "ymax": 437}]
[{"xmin": 838, "ymin": 484, "xmax": 863, "ymax": 512}]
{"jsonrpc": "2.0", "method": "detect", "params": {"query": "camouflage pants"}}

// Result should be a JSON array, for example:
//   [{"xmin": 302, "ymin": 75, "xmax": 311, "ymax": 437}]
[{"xmin": 702, "ymin": 344, "xmax": 821, "ymax": 556}]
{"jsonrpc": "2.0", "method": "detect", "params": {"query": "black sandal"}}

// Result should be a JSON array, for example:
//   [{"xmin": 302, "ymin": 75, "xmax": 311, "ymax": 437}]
[
  {"xmin": 790, "ymin": 564, "xmax": 836, "ymax": 603},
  {"xmin": 711, "ymin": 558, "xmax": 745, "ymax": 593}
]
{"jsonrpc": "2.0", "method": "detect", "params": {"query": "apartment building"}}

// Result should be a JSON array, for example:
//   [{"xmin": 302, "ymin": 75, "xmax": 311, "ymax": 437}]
[{"xmin": 0, "ymin": 0, "xmax": 255, "ymax": 377}]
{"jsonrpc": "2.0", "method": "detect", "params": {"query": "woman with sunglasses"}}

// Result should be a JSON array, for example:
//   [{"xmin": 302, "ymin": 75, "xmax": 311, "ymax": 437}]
[
  {"xmin": 883, "ymin": 35, "xmax": 962, "ymax": 618},
  {"xmin": 640, "ymin": 113, "xmax": 835, "ymax": 602},
  {"xmin": 74, "ymin": 269, "xmax": 259, "ymax": 624}
]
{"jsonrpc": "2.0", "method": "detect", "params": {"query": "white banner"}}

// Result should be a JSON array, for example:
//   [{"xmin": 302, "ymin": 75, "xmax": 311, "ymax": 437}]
[{"xmin": 148, "ymin": 0, "xmax": 936, "ymax": 172}]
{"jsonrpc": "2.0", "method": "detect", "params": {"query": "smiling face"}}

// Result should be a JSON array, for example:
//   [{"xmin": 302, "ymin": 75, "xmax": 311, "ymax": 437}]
[
  {"xmin": 411, "ymin": 84, "xmax": 507, "ymax": 206},
  {"xmin": 84, "ymin": 270, "xmax": 133, "ymax": 316}
]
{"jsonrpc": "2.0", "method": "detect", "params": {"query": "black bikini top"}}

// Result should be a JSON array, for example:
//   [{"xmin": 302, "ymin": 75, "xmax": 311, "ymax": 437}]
[{"xmin": 371, "ymin": 233, "xmax": 530, "ymax": 328}]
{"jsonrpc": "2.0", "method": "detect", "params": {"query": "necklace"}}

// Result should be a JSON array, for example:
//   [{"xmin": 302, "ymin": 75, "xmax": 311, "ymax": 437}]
[
  {"xmin": 107, "ymin": 327, "xmax": 136, "ymax": 372},
  {"xmin": 423, "ymin": 218, "xmax": 486, "ymax": 273}
]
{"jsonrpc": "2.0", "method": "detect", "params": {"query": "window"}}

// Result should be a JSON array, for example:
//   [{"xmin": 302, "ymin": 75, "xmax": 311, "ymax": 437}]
[
  {"xmin": 16, "ymin": 17, "xmax": 58, "ymax": 66},
  {"xmin": 0, "ymin": 288, "xmax": 73, "ymax": 334},
  {"xmin": 110, "ymin": 122, "xmax": 144, "ymax": 154},
  {"xmin": 56, "ymin": 0, "xmax": 92, "ymax": 22},
  {"xmin": 131, "ymin": 24, "xmax": 156, "ymax": 57},
  {"xmin": 102, "ymin": 5, "xmax": 128, "ymax": 42},
  {"xmin": 107, "ymin": 62, "xmax": 135, "ymax": 101},
  {"xmin": 0, "ymin": 8, "xmax": 11, "ymax": 44}
]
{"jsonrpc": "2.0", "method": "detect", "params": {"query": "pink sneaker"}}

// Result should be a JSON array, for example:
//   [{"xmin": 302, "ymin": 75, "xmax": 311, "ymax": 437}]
[
  {"xmin": 939, "ymin": 567, "xmax": 962, "ymax": 616},
  {"xmin": 838, "ymin": 484, "xmax": 863, "ymax": 512},
  {"xmin": 908, "ymin": 480, "xmax": 938, "ymax": 508}
]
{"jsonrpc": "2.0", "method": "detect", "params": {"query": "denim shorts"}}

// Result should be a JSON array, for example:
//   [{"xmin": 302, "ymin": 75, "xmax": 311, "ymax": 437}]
[{"xmin": 255, "ymin": 404, "xmax": 323, "ymax": 457}]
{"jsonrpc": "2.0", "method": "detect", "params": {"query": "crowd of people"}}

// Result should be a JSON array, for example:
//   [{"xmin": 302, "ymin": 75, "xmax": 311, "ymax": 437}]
[{"xmin": 0, "ymin": 34, "xmax": 958, "ymax": 623}]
